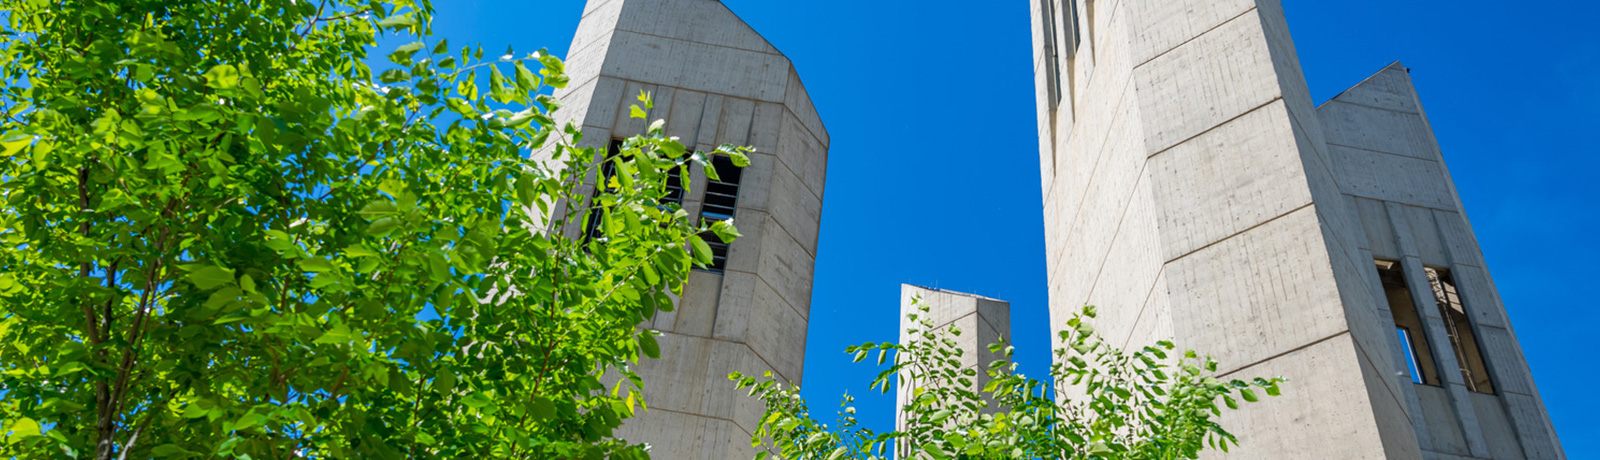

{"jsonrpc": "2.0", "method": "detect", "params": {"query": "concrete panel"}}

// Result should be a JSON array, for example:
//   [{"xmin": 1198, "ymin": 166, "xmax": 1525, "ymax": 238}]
[
  {"xmin": 1320, "ymin": 100, "xmax": 1438, "ymax": 161},
  {"xmin": 716, "ymin": 97, "xmax": 755, "ymax": 146},
  {"xmin": 778, "ymin": 111, "xmax": 828, "ymax": 200},
  {"xmin": 1135, "ymin": 9, "xmax": 1285, "ymax": 155},
  {"xmin": 782, "ymin": 69, "xmax": 829, "ymax": 147},
  {"xmin": 1434, "ymin": 210, "xmax": 1486, "ymax": 268},
  {"xmin": 672, "ymin": 271, "xmax": 724, "ymax": 337},
  {"xmin": 744, "ymin": 282, "xmax": 808, "ymax": 382},
  {"xmin": 1355, "ymin": 197, "xmax": 1401, "ymax": 260},
  {"xmin": 1125, "ymin": 0, "xmax": 1257, "ymax": 65},
  {"xmin": 1205, "ymin": 334, "xmax": 1397, "ymax": 460},
  {"xmin": 1148, "ymin": 101, "xmax": 1314, "ymax": 261},
  {"xmin": 1450, "ymin": 265, "xmax": 1511, "ymax": 330},
  {"xmin": 1324, "ymin": 63, "xmax": 1422, "ymax": 115},
  {"xmin": 722, "ymin": 209, "xmax": 770, "ymax": 275},
  {"xmin": 754, "ymin": 214, "xmax": 816, "ymax": 311},
  {"xmin": 1329, "ymin": 145, "xmax": 1454, "ymax": 210},
  {"xmin": 733, "ymin": 153, "xmax": 777, "ymax": 212},
  {"xmin": 665, "ymin": 89, "xmax": 707, "ymax": 146},
  {"xmin": 613, "ymin": 0, "xmax": 780, "ymax": 54},
  {"xmin": 766, "ymin": 157, "xmax": 822, "ymax": 258},
  {"xmin": 1501, "ymin": 392, "xmax": 1564, "ymax": 460},
  {"xmin": 1470, "ymin": 392, "xmax": 1528, "ymax": 460},
  {"xmin": 748, "ymin": 102, "xmax": 785, "ymax": 154},
  {"xmin": 1085, "ymin": 177, "xmax": 1163, "ymax": 345},
  {"xmin": 601, "ymin": 30, "xmax": 791, "ymax": 103},
  {"xmin": 633, "ymin": 332, "xmax": 715, "ymax": 414},
  {"xmin": 1165, "ymin": 206, "xmax": 1347, "ymax": 372},
  {"xmin": 701, "ymin": 341, "xmax": 777, "ymax": 430},
  {"xmin": 614, "ymin": 409, "xmax": 736, "ymax": 459},
  {"xmin": 1474, "ymin": 325, "xmax": 1533, "ymax": 396},
  {"xmin": 1416, "ymin": 385, "xmax": 1471, "ymax": 457}
]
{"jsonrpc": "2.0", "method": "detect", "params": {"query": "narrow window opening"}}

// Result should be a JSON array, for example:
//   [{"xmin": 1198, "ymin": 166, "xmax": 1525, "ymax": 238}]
[
  {"xmin": 1041, "ymin": 0, "xmax": 1063, "ymax": 106},
  {"xmin": 1395, "ymin": 327, "xmax": 1425, "ymax": 384},
  {"xmin": 1376, "ymin": 260, "xmax": 1442, "ymax": 386},
  {"xmin": 583, "ymin": 139, "xmax": 626, "ymax": 244},
  {"xmin": 585, "ymin": 140, "xmax": 690, "ymax": 244},
  {"xmin": 1427, "ymin": 267, "xmax": 1495, "ymax": 394},
  {"xmin": 697, "ymin": 155, "xmax": 742, "ymax": 272}
]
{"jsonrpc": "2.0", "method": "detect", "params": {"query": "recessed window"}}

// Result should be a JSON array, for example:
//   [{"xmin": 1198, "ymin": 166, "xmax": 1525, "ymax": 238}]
[
  {"xmin": 583, "ymin": 139, "xmax": 627, "ymax": 243},
  {"xmin": 1426, "ymin": 267, "xmax": 1495, "ymax": 395},
  {"xmin": 584, "ymin": 140, "xmax": 689, "ymax": 243},
  {"xmin": 697, "ymin": 155, "xmax": 742, "ymax": 272},
  {"xmin": 1041, "ymin": 0, "xmax": 1083, "ymax": 108},
  {"xmin": 1377, "ymin": 260, "xmax": 1441, "ymax": 387}
]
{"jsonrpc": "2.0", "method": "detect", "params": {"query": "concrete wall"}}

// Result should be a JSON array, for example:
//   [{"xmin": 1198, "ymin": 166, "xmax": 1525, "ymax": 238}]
[
  {"xmin": 1031, "ymin": 0, "xmax": 1560, "ymax": 458},
  {"xmin": 554, "ymin": 1, "xmax": 828, "ymax": 458},
  {"xmin": 895, "ymin": 285, "xmax": 1012, "ymax": 459},
  {"xmin": 1320, "ymin": 64, "xmax": 1564, "ymax": 460}
]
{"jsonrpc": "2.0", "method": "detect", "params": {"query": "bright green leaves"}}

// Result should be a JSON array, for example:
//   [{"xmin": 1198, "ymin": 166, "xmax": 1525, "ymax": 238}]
[
  {"xmin": 0, "ymin": 1, "xmax": 708, "ymax": 459},
  {"xmin": 688, "ymin": 234, "xmax": 714, "ymax": 266},
  {"xmin": 3, "ymin": 418, "xmax": 41, "ymax": 441},
  {"xmin": 639, "ymin": 332, "xmax": 660, "ymax": 359},
  {"xmin": 204, "ymin": 64, "xmax": 240, "ymax": 90},
  {"xmin": 737, "ymin": 302, "xmax": 1286, "ymax": 460},
  {"xmin": 389, "ymin": 41, "xmax": 424, "ymax": 65},
  {"xmin": 710, "ymin": 219, "xmax": 742, "ymax": 244},
  {"xmin": 377, "ymin": 12, "xmax": 418, "ymax": 31},
  {"xmin": 187, "ymin": 265, "xmax": 236, "ymax": 290}
]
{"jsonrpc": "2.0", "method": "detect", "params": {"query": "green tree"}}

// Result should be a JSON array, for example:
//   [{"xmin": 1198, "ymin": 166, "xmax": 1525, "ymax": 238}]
[
  {"xmin": 732, "ymin": 303, "xmax": 1285, "ymax": 459},
  {"xmin": 0, "ymin": 1, "xmax": 745, "ymax": 458}
]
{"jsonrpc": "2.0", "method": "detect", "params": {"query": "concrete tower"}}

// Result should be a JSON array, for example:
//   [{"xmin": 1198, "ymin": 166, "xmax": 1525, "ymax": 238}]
[
  {"xmin": 1030, "ymin": 1, "xmax": 1561, "ymax": 458},
  {"xmin": 551, "ymin": 1, "xmax": 829, "ymax": 458},
  {"xmin": 895, "ymin": 285, "xmax": 1013, "ymax": 459}
]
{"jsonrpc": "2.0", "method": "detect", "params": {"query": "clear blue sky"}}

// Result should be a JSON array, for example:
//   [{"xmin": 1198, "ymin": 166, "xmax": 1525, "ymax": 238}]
[{"xmin": 422, "ymin": 0, "xmax": 1598, "ymax": 455}]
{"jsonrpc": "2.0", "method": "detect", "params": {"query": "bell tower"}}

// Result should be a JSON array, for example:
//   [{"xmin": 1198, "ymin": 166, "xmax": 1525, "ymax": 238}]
[
  {"xmin": 551, "ymin": 0, "xmax": 829, "ymax": 458},
  {"xmin": 1030, "ymin": 0, "xmax": 1563, "ymax": 458}
]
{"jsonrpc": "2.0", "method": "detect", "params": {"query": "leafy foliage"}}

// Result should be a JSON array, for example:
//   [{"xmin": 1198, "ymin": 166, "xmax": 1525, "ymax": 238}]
[
  {"xmin": 0, "ymin": 1, "xmax": 746, "ymax": 458},
  {"xmin": 732, "ymin": 302, "xmax": 1285, "ymax": 459}
]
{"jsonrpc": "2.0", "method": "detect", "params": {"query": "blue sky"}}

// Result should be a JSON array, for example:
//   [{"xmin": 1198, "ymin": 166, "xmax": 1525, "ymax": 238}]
[{"xmin": 423, "ymin": 0, "xmax": 1599, "ymax": 455}]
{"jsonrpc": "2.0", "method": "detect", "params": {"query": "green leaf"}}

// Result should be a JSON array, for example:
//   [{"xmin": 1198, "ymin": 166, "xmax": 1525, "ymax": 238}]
[
  {"xmin": 367, "ymin": 217, "xmax": 400, "ymax": 235},
  {"xmin": 359, "ymin": 200, "xmax": 399, "ymax": 220},
  {"xmin": 639, "ymin": 333, "xmax": 660, "ymax": 359},
  {"xmin": 314, "ymin": 324, "xmax": 355, "ymax": 345},
  {"xmin": 629, "ymin": 104, "xmax": 647, "ymax": 120},
  {"xmin": 5, "ymin": 417, "xmax": 40, "ymax": 439},
  {"xmin": 188, "ymin": 266, "xmax": 235, "ymax": 290},
  {"xmin": 297, "ymin": 258, "xmax": 334, "ymax": 273},
  {"xmin": 204, "ymin": 64, "xmax": 239, "ymax": 89},
  {"xmin": 688, "ymin": 235, "xmax": 713, "ymax": 266},
  {"xmin": 530, "ymin": 396, "xmax": 557, "ymax": 420},
  {"xmin": 1241, "ymin": 388, "xmax": 1259, "ymax": 403},
  {"xmin": 390, "ymin": 41, "xmax": 424, "ymax": 64},
  {"xmin": 710, "ymin": 219, "xmax": 742, "ymax": 244},
  {"xmin": 377, "ymin": 13, "xmax": 417, "ymax": 30}
]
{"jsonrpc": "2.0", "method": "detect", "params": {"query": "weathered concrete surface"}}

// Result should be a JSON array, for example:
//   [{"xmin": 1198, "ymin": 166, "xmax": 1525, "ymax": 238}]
[
  {"xmin": 1032, "ymin": 0, "xmax": 1561, "ymax": 458},
  {"xmin": 555, "ymin": 1, "xmax": 828, "ymax": 458},
  {"xmin": 895, "ymin": 285, "xmax": 1013, "ymax": 459}
]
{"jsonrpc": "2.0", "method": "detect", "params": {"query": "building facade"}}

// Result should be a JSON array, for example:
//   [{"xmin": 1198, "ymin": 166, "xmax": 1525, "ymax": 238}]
[
  {"xmin": 1029, "ymin": 1, "xmax": 1562, "ymax": 459},
  {"xmin": 895, "ymin": 285, "xmax": 1014, "ymax": 458},
  {"xmin": 550, "ymin": 0, "xmax": 829, "ymax": 458}
]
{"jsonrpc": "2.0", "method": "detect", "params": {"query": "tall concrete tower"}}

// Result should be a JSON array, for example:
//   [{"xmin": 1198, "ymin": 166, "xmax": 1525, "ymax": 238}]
[
  {"xmin": 551, "ymin": 0, "xmax": 829, "ymax": 458},
  {"xmin": 1030, "ymin": 1, "xmax": 1562, "ymax": 458}
]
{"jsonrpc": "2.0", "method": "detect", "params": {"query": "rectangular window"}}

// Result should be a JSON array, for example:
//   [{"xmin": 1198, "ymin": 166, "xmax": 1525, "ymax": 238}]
[
  {"xmin": 1041, "ymin": 0, "xmax": 1063, "ymax": 106},
  {"xmin": 697, "ymin": 155, "xmax": 742, "ymax": 272},
  {"xmin": 1427, "ymin": 267, "xmax": 1495, "ymax": 394},
  {"xmin": 1377, "ymin": 260, "xmax": 1442, "ymax": 386},
  {"xmin": 585, "ymin": 140, "xmax": 690, "ymax": 243},
  {"xmin": 1395, "ymin": 327, "xmax": 1425, "ymax": 384},
  {"xmin": 583, "ymin": 139, "xmax": 626, "ymax": 243}
]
